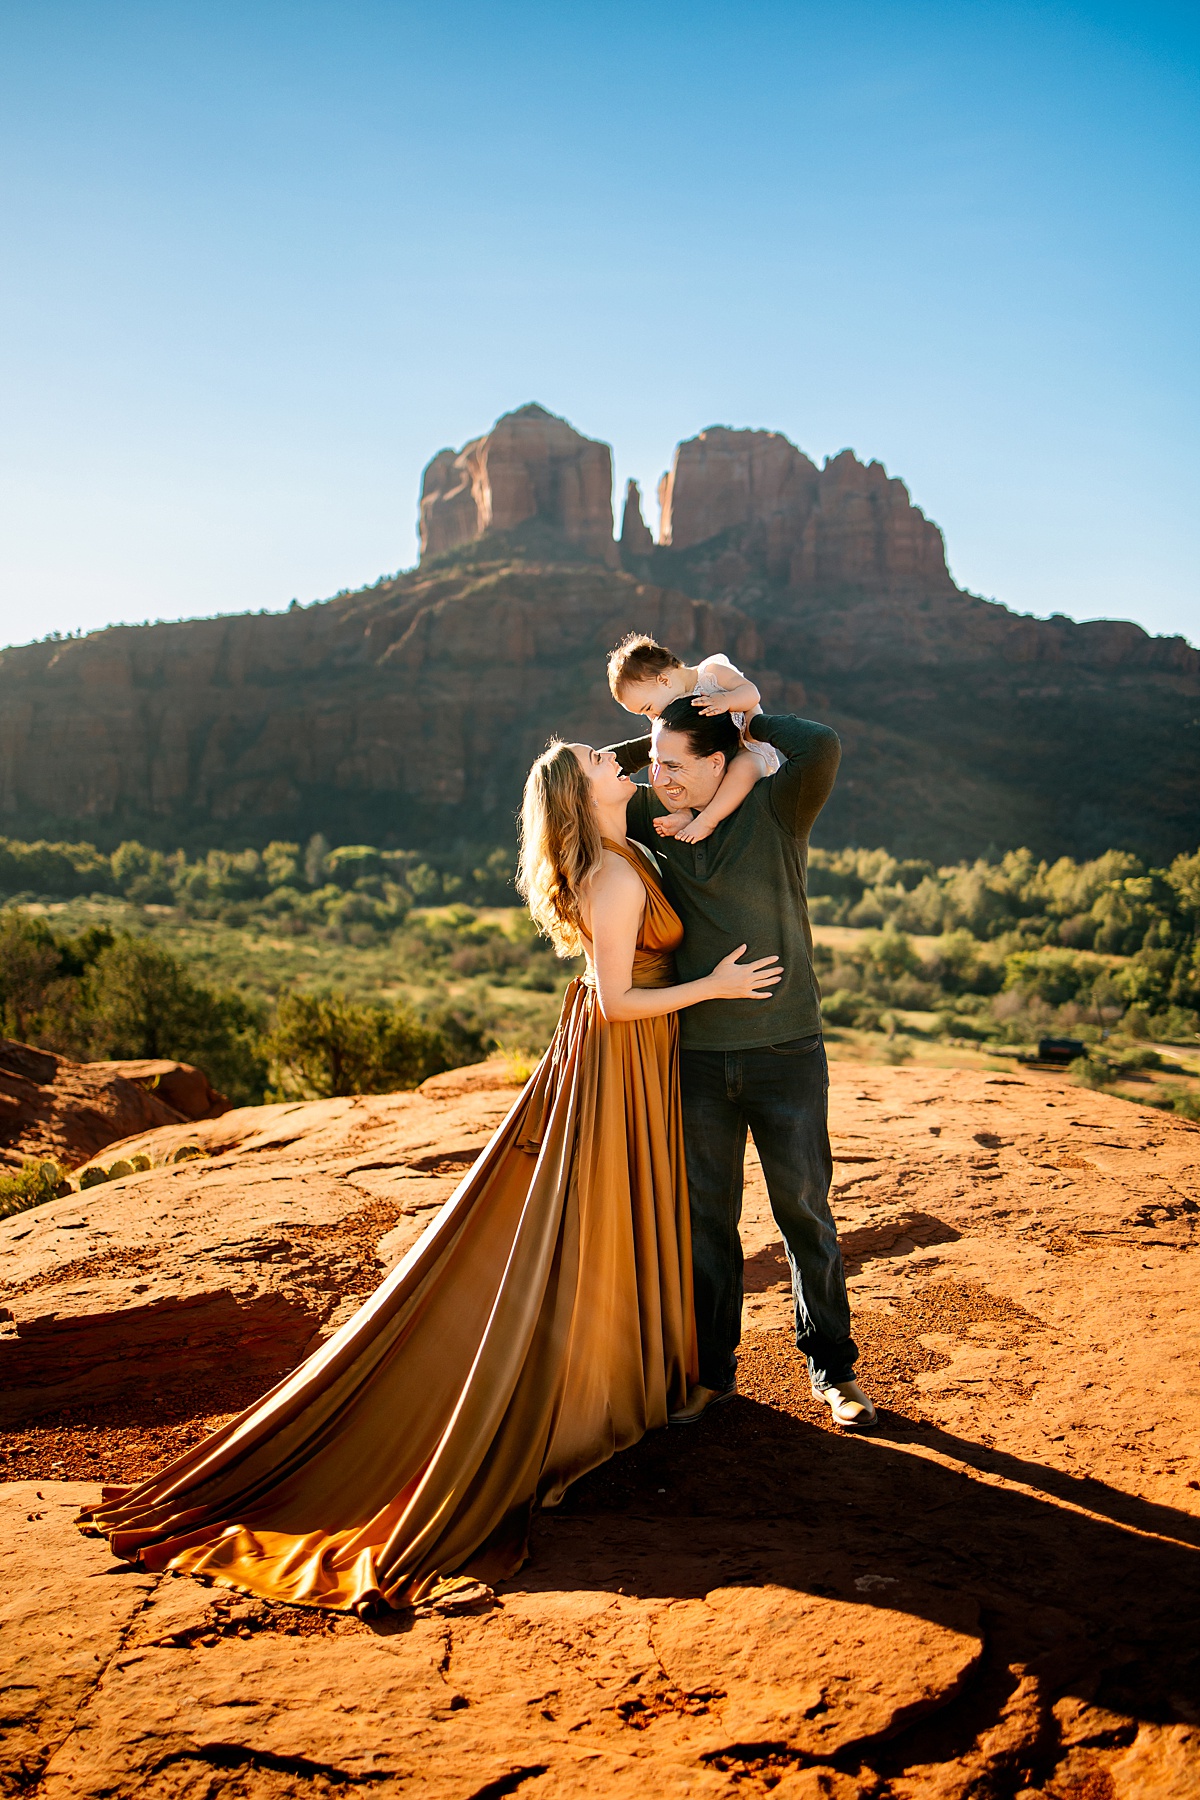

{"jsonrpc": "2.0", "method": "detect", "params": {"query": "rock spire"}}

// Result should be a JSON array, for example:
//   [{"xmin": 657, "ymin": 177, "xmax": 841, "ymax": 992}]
[{"xmin": 619, "ymin": 479, "xmax": 655, "ymax": 563}]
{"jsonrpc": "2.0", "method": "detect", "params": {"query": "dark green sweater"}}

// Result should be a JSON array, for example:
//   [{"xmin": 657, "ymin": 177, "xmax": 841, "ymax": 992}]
[{"xmin": 610, "ymin": 715, "xmax": 841, "ymax": 1051}]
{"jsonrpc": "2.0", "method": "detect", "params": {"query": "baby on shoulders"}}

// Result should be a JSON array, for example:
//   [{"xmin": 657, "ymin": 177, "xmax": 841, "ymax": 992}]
[{"xmin": 607, "ymin": 632, "xmax": 781, "ymax": 843}]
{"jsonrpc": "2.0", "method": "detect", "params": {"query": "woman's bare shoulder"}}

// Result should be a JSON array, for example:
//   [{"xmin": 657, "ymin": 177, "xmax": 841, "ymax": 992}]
[
  {"xmin": 581, "ymin": 851, "xmax": 646, "ymax": 936},
  {"xmin": 590, "ymin": 848, "xmax": 646, "ymax": 896}
]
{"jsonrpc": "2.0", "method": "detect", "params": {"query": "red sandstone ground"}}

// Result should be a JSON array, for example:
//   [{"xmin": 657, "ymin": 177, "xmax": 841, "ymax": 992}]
[{"xmin": 1, "ymin": 1060, "xmax": 1197, "ymax": 1798}]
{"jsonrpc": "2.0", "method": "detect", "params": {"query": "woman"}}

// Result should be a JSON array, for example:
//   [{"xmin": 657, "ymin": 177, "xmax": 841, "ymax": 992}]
[{"xmin": 79, "ymin": 743, "xmax": 780, "ymax": 1613}]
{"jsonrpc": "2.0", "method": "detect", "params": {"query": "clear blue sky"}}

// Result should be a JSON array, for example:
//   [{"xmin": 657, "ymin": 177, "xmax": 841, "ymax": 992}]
[{"xmin": 0, "ymin": 1, "xmax": 1196, "ymax": 647}]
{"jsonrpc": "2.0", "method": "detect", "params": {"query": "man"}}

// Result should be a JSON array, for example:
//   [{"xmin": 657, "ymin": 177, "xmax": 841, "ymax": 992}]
[{"xmin": 609, "ymin": 695, "xmax": 875, "ymax": 1429}]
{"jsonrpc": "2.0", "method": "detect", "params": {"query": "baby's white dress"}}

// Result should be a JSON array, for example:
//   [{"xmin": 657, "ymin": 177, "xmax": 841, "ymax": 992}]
[{"xmin": 692, "ymin": 654, "xmax": 782, "ymax": 777}]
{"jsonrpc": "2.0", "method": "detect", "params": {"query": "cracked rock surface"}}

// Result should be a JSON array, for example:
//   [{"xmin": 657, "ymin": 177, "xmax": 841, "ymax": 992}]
[{"xmin": 2, "ymin": 1062, "xmax": 1198, "ymax": 1797}]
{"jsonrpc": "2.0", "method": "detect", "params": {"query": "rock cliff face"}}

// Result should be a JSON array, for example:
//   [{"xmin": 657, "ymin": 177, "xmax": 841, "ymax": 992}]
[
  {"xmin": 0, "ymin": 405, "xmax": 1196, "ymax": 862},
  {"xmin": 419, "ymin": 403, "xmax": 617, "ymax": 566},
  {"xmin": 653, "ymin": 426, "xmax": 955, "ymax": 601},
  {"xmin": 0, "ymin": 572, "xmax": 760, "ymax": 844}
]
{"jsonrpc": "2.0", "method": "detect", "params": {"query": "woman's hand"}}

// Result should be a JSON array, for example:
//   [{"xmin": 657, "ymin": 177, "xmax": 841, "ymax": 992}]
[{"xmin": 706, "ymin": 944, "xmax": 783, "ymax": 1000}]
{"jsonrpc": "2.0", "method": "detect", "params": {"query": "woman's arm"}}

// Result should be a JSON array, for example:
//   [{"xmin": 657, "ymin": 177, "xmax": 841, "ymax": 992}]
[{"xmin": 582, "ymin": 854, "xmax": 781, "ymax": 1023}]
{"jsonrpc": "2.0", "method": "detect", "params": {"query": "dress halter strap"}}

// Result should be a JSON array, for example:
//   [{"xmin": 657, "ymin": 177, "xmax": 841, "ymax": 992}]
[{"xmin": 599, "ymin": 837, "xmax": 665, "ymax": 891}]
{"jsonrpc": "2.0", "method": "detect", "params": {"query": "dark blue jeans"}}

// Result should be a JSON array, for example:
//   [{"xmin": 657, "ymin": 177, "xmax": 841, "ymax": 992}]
[{"xmin": 680, "ymin": 1034, "xmax": 858, "ymax": 1392}]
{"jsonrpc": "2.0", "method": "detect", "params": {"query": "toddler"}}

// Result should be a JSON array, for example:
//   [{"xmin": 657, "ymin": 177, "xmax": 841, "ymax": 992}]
[{"xmin": 607, "ymin": 632, "xmax": 781, "ymax": 843}]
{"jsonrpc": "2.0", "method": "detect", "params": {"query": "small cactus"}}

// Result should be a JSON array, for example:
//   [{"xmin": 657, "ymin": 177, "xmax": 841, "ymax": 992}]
[
  {"xmin": 172, "ymin": 1144, "xmax": 206, "ymax": 1164},
  {"xmin": 79, "ymin": 1166, "xmax": 110, "ymax": 1189},
  {"xmin": 106, "ymin": 1159, "xmax": 134, "ymax": 1180},
  {"xmin": 130, "ymin": 1153, "xmax": 152, "ymax": 1172},
  {"xmin": 36, "ymin": 1159, "xmax": 72, "ymax": 1200}
]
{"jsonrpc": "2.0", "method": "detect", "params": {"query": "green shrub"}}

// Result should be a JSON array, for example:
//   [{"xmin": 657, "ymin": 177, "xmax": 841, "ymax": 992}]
[
  {"xmin": 1148, "ymin": 1085, "xmax": 1200, "ymax": 1123},
  {"xmin": 0, "ymin": 1158, "xmax": 66, "ymax": 1220},
  {"xmin": 1004, "ymin": 948, "xmax": 1108, "ymax": 1008},
  {"xmin": 820, "ymin": 989, "xmax": 866, "ymax": 1028},
  {"xmin": 266, "ymin": 991, "xmax": 466, "ymax": 1100},
  {"xmin": 0, "ymin": 912, "xmax": 63, "ymax": 1039},
  {"xmin": 1070, "ymin": 1052, "xmax": 1115, "ymax": 1089}
]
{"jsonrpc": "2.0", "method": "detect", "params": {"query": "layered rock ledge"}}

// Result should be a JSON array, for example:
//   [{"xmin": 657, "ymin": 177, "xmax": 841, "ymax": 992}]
[{"xmin": 1, "ymin": 1061, "xmax": 1198, "ymax": 1798}]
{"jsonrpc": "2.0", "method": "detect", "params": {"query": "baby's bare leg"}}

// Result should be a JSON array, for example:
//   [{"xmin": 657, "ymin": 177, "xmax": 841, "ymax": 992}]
[{"xmin": 674, "ymin": 752, "xmax": 765, "ymax": 843}]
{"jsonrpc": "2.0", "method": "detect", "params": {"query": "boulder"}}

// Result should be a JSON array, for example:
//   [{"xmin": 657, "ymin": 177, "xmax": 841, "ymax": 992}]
[
  {"xmin": 0, "ymin": 1038, "xmax": 229, "ymax": 1175},
  {"xmin": 419, "ymin": 402, "xmax": 617, "ymax": 566}
]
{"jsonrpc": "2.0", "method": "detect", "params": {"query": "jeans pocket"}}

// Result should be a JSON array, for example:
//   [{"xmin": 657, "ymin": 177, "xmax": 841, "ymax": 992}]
[{"xmin": 765, "ymin": 1033, "xmax": 822, "ymax": 1057}]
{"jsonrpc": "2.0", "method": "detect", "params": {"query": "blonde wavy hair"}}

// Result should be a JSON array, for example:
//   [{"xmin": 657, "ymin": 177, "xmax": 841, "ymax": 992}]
[{"xmin": 517, "ymin": 739, "xmax": 603, "ymax": 957}]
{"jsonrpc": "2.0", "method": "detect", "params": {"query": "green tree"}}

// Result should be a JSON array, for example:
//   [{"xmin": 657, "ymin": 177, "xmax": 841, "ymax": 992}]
[
  {"xmin": 262, "ymin": 841, "xmax": 302, "ymax": 889},
  {"xmin": 1003, "ymin": 948, "xmax": 1107, "ymax": 1008},
  {"xmin": 81, "ymin": 936, "xmax": 267, "ymax": 1104},
  {"xmin": 266, "ymin": 991, "xmax": 453, "ymax": 1099},
  {"xmin": 0, "ymin": 912, "xmax": 62, "ymax": 1038},
  {"xmin": 111, "ymin": 840, "xmax": 173, "ymax": 904}
]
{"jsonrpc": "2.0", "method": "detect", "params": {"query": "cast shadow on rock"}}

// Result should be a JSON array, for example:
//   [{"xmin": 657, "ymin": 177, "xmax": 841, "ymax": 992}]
[{"xmin": 529, "ymin": 1394, "xmax": 1200, "ymax": 1737}]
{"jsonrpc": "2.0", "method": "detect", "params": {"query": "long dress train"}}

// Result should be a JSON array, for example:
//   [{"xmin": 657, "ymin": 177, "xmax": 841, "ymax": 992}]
[{"xmin": 79, "ymin": 842, "xmax": 697, "ymax": 1613}]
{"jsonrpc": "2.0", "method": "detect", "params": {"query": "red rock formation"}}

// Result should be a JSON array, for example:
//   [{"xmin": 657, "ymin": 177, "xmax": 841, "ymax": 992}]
[
  {"xmin": 619, "ymin": 478, "xmax": 655, "ymax": 562},
  {"xmin": 657, "ymin": 426, "xmax": 955, "ymax": 599},
  {"xmin": 0, "ymin": 415, "xmax": 1196, "ymax": 861},
  {"xmin": 419, "ymin": 403, "xmax": 617, "ymax": 566},
  {"xmin": 659, "ymin": 427, "xmax": 819, "ymax": 553},
  {"xmin": 0, "ymin": 1039, "xmax": 229, "ymax": 1174}
]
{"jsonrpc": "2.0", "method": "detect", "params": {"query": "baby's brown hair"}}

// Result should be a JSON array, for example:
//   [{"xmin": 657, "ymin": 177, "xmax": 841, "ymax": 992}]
[{"xmin": 607, "ymin": 632, "xmax": 682, "ymax": 700}]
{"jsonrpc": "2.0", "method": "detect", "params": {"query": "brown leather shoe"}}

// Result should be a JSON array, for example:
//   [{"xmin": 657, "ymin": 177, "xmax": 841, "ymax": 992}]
[
  {"xmin": 668, "ymin": 1380, "xmax": 737, "ymax": 1426},
  {"xmin": 813, "ymin": 1378, "xmax": 877, "ymax": 1428}
]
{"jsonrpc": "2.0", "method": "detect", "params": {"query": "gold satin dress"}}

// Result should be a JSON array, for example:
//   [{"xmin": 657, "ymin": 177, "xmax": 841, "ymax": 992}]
[{"xmin": 79, "ymin": 841, "xmax": 698, "ymax": 1613}]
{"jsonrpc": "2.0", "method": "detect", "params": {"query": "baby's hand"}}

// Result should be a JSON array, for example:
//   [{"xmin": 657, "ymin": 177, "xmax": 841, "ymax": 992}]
[
  {"xmin": 674, "ymin": 813, "xmax": 716, "ymax": 844},
  {"xmin": 653, "ymin": 809, "xmax": 695, "ymax": 837},
  {"xmin": 691, "ymin": 693, "xmax": 733, "ymax": 715}
]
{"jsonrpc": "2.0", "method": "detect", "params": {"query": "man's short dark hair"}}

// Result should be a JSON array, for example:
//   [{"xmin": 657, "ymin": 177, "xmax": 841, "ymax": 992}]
[{"xmin": 656, "ymin": 696, "xmax": 741, "ymax": 765}]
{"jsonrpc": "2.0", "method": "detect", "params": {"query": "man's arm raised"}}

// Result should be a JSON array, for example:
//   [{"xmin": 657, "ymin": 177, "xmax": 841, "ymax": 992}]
[
  {"xmin": 601, "ymin": 734, "xmax": 656, "ymax": 846},
  {"xmin": 604, "ymin": 734, "xmax": 652, "ymax": 777},
  {"xmin": 748, "ymin": 715, "xmax": 841, "ymax": 841}
]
